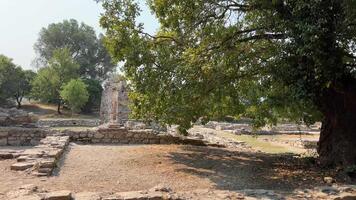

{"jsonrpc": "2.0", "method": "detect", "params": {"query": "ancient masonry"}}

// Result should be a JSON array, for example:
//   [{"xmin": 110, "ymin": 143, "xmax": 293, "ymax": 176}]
[
  {"xmin": 1, "ymin": 135, "xmax": 70, "ymax": 176},
  {"xmin": 100, "ymin": 77, "xmax": 130, "ymax": 125}
]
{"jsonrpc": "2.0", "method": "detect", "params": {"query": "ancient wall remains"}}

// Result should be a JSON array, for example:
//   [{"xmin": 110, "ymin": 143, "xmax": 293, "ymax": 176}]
[
  {"xmin": 0, "ymin": 127, "xmax": 49, "ymax": 146},
  {"xmin": 100, "ymin": 76, "xmax": 130, "ymax": 125},
  {"xmin": 37, "ymin": 119, "xmax": 100, "ymax": 127},
  {"xmin": 61, "ymin": 127, "xmax": 205, "ymax": 146}
]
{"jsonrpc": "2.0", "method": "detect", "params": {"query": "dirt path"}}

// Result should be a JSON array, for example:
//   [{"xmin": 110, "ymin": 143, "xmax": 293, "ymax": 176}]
[{"xmin": 0, "ymin": 144, "xmax": 330, "ymax": 194}]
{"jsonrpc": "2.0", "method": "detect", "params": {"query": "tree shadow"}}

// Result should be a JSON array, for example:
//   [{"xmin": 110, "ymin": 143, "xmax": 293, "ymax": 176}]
[{"xmin": 166, "ymin": 145, "xmax": 327, "ymax": 192}]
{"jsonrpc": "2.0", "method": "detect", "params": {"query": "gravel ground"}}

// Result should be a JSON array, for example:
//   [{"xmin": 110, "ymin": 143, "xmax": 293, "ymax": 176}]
[{"xmin": 0, "ymin": 144, "xmax": 332, "ymax": 195}]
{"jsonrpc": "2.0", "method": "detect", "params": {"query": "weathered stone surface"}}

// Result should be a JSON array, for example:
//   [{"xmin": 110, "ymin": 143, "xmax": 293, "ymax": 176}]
[
  {"xmin": 100, "ymin": 77, "xmax": 130, "ymax": 125},
  {"xmin": 45, "ymin": 190, "xmax": 72, "ymax": 200},
  {"xmin": 37, "ymin": 118, "xmax": 99, "ymax": 128},
  {"xmin": 11, "ymin": 162, "xmax": 35, "ymax": 170},
  {"xmin": 0, "ymin": 127, "xmax": 49, "ymax": 146},
  {"xmin": 319, "ymin": 186, "xmax": 340, "ymax": 195},
  {"xmin": 11, "ymin": 135, "xmax": 70, "ymax": 176},
  {"xmin": 74, "ymin": 192, "xmax": 102, "ymax": 200},
  {"xmin": 334, "ymin": 193, "xmax": 356, "ymax": 200},
  {"xmin": 0, "ymin": 107, "xmax": 37, "ymax": 126},
  {"xmin": 115, "ymin": 191, "xmax": 166, "ymax": 200},
  {"xmin": 9, "ymin": 195, "xmax": 42, "ymax": 200},
  {"xmin": 324, "ymin": 176, "xmax": 336, "ymax": 184},
  {"xmin": 0, "ymin": 151, "xmax": 13, "ymax": 159}
]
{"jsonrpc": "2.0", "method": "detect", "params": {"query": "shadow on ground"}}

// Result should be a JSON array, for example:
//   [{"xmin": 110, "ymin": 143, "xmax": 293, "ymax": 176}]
[{"xmin": 167, "ymin": 145, "xmax": 330, "ymax": 191}]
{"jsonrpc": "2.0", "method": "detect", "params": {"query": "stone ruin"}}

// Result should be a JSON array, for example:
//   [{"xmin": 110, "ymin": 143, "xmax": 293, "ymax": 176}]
[
  {"xmin": 100, "ymin": 76, "xmax": 130, "ymax": 127},
  {"xmin": 0, "ymin": 107, "xmax": 38, "ymax": 127}
]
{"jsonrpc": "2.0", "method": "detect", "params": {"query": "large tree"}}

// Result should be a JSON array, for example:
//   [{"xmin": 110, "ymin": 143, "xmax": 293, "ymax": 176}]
[
  {"xmin": 99, "ymin": 0, "xmax": 356, "ymax": 166},
  {"xmin": 32, "ymin": 48, "xmax": 79, "ymax": 113},
  {"xmin": 0, "ymin": 55, "xmax": 35, "ymax": 107},
  {"xmin": 34, "ymin": 19, "xmax": 116, "ymax": 81}
]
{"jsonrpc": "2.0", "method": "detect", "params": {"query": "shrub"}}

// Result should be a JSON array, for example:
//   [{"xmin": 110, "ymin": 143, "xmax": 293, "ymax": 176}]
[{"xmin": 60, "ymin": 79, "xmax": 89, "ymax": 113}]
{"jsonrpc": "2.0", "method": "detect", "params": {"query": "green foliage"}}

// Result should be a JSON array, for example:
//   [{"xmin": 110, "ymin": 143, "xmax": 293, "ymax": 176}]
[
  {"xmin": 34, "ymin": 19, "xmax": 116, "ymax": 80},
  {"xmin": 60, "ymin": 79, "xmax": 89, "ymax": 113},
  {"xmin": 31, "ymin": 67, "xmax": 60, "ymax": 103},
  {"xmin": 0, "ymin": 55, "xmax": 20, "ymax": 102},
  {"xmin": 99, "ymin": 0, "xmax": 355, "ymax": 131},
  {"xmin": 0, "ymin": 55, "xmax": 35, "ymax": 107},
  {"xmin": 31, "ymin": 48, "xmax": 79, "ymax": 113},
  {"xmin": 14, "ymin": 70, "xmax": 37, "ymax": 107},
  {"xmin": 81, "ymin": 78, "xmax": 103, "ymax": 113}
]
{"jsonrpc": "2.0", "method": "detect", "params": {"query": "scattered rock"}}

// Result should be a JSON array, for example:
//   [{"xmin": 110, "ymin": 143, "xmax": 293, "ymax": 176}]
[
  {"xmin": 324, "ymin": 176, "xmax": 335, "ymax": 184},
  {"xmin": 150, "ymin": 185, "xmax": 172, "ymax": 193},
  {"xmin": 319, "ymin": 186, "xmax": 340, "ymax": 195}
]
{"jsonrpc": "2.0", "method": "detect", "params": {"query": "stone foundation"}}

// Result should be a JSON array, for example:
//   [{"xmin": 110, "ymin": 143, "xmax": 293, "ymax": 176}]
[
  {"xmin": 0, "ymin": 126, "xmax": 208, "ymax": 147},
  {"xmin": 0, "ymin": 127, "xmax": 48, "ymax": 146},
  {"xmin": 10, "ymin": 135, "xmax": 70, "ymax": 176},
  {"xmin": 36, "ymin": 118, "xmax": 100, "ymax": 128},
  {"xmin": 61, "ymin": 127, "xmax": 207, "ymax": 146}
]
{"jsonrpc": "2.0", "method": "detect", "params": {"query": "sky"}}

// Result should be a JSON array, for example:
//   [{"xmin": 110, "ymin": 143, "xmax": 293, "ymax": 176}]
[{"xmin": 0, "ymin": 0, "xmax": 159, "ymax": 70}]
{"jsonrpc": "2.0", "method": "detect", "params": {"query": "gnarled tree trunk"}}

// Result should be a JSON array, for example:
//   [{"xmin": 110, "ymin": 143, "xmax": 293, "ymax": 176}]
[{"xmin": 318, "ymin": 85, "xmax": 356, "ymax": 166}]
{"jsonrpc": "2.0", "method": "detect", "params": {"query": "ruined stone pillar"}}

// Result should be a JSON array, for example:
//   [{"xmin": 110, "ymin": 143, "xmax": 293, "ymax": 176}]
[{"xmin": 100, "ymin": 76, "xmax": 130, "ymax": 128}]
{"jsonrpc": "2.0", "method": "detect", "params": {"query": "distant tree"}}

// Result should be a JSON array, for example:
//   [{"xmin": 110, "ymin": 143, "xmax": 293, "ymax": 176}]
[
  {"xmin": 34, "ymin": 19, "xmax": 116, "ymax": 81},
  {"xmin": 81, "ymin": 78, "xmax": 103, "ymax": 113},
  {"xmin": 0, "ymin": 55, "xmax": 19, "ymax": 103},
  {"xmin": 32, "ymin": 48, "xmax": 79, "ymax": 114},
  {"xmin": 0, "ymin": 55, "xmax": 35, "ymax": 107},
  {"xmin": 14, "ymin": 70, "xmax": 37, "ymax": 108},
  {"xmin": 60, "ymin": 79, "xmax": 89, "ymax": 113}
]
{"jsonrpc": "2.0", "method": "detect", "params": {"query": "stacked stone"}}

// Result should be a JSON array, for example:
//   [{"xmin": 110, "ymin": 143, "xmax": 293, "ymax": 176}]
[
  {"xmin": 0, "ymin": 127, "xmax": 48, "ymax": 146},
  {"xmin": 100, "ymin": 76, "xmax": 130, "ymax": 125},
  {"xmin": 37, "ymin": 119, "xmax": 100, "ymax": 128},
  {"xmin": 0, "ymin": 149, "xmax": 23, "ymax": 160},
  {"xmin": 59, "ymin": 127, "xmax": 206, "ymax": 146},
  {"xmin": 0, "ymin": 107, "xmax": 37, "ymax": 126},
  {"xmin": 11, "ymin": 135, "xmax": 70, "ymax": 176}
]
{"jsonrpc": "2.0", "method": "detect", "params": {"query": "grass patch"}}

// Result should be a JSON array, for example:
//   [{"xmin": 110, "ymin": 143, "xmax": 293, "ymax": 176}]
[{"xmin": 219, "ymin": 132, "xmax": 302, "ymax": 154}]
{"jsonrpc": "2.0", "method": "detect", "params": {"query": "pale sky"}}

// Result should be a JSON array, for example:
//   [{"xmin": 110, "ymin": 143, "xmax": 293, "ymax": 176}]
[{"xmin": 0, "ymin": 0, "xmax": 159, "ymax": 70}]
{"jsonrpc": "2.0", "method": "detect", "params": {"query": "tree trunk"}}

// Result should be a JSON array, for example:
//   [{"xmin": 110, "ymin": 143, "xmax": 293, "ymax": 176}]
[
  {"xmin": 318, "ymin": 85, "xmax": 356, "ymax": 166},
  {"xmin": 57, "ymin": 101, "xmax": 62, "ymax": 114},
  {"xmin": 16, "ymin": 98, "xmax": 21, "ymax": 109}
]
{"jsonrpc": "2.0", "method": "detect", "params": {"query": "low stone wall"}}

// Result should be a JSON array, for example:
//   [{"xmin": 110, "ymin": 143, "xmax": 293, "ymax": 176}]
[
  {"xmin": 60, "ymin": 127, "xmax": 206, "ymax": 146},
  {"xmin": 0, "ymin": 127, "xmax": 49, "ymax": 146},
  {"xmin": 37, "ymin": 119, "xmax": 100, "ymax": 127},
  {"xmin": 0, "ymin": 126, "xmax": 209, "ymax": 148}
]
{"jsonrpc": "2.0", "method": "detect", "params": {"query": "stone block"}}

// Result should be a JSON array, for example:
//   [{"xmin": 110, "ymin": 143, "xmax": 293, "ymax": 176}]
[
  {"xmin": 0, "ymin": 138, "xmax": 7, "ymax": 146},
  {"xmin": 8, "ymin": 140, "xmax": 21, "ymax": 146},
  {"xmin": 333, "ymin": 193, "xmax": 356, "ymax": 200},
  {"xmin": 74, "ymin": 192, "xmax": 101, "ymax": 200},
  {"xmin": 0, "ymin": 152, "xmax": 13, "ymax": 159},
  {"xmin": 45, "ymin": 190, "xmax": 72, "ymax": 200},
  {"xmin": 9, "ymin": 195, "xmax": 42, "ymax": 200},
  {"xmin": 11, "ymin": 162, "xmax": 35, "ymax": 171},
  {"xmin": 39, "ymin": 158, "xmax": 56, "ymax": 168},
  {"xmin": 94, "ymin": 133, "xmax": 104, "ymax": 139},
  {"xmin": 115, "ymin": 191, "xmax": 165, "ymax": 200},
  {"xmin": 0, "ymin": 131, "xmax": 8, "ymax": 137}
]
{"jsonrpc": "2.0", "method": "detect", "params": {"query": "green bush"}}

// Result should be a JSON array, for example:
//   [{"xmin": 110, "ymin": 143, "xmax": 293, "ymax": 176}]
[{"xmin": 60, "ymin": 79, "xmax": 89, "ymax": 113}]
